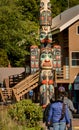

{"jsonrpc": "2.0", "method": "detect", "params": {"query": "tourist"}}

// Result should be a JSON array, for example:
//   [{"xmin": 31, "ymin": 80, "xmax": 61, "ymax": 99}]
[
  {"xmin": 64, "ymin": 92, "xmax": 77, "ymax": 130},
  {"xmin": 47, "ymin": 94, "xmax": 70, "ymax": 130}
]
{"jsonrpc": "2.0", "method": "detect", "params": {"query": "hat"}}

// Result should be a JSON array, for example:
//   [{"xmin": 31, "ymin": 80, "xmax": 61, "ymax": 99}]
[{"xmin": 58, "ymin": 86, "xmax": 65, "ymax": 92}]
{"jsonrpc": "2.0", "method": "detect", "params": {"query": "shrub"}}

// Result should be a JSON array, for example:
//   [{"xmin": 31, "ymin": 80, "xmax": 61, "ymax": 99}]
[{"xmin": 8, "ymin": 99, "xmax": 43, "ymax": 128}]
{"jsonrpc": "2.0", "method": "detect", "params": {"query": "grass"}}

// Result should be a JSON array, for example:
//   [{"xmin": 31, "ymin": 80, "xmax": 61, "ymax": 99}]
[{"xmin": 0, "ymin": 105, "xmax": 44, "ymax": 130}]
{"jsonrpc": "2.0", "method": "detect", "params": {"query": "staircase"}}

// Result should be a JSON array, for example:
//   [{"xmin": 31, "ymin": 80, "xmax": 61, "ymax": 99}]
[
  {"xmin": 12, "ymin": 71, "xmax": 39, "ymax": 101},
  {"xmin": 0, "ymin": 66, "xmax": 70, "ymax": 103},
  {"xmin": 0, "ymin": 71, "xmax": 39, "ymax": 103},
  {"xmin": 0, "ymin": 88, "xmax": 12, "ymax": 103}
]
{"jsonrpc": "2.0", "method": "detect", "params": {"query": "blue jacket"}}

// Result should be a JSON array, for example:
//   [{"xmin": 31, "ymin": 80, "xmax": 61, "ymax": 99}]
[{"xmin": 47, "ymin": 101, "xmax": 70, "ymax": 124}]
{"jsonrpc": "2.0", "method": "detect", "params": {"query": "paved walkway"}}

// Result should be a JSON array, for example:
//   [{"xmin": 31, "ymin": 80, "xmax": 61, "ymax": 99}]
[
  {"xmin": 72, "ymin": 118, "xmax": 79, "ymax": 130},
  {"xmin": 41, "ymin": 118, "xmax": 79, "ymax": 130}
]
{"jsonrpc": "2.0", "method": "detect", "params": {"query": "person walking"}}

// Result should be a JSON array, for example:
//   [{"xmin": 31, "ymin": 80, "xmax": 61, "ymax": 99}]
[
  {"xmin": 64, "ymin": 92, "xmax": 77, "ymax": 130},
  {"xmin": 47, "ymin": 94, "xmax": 70, "ymax": 130},
  {"xmin": 43, "ymin": 95, "xmax": 55, "ymax": 130}
]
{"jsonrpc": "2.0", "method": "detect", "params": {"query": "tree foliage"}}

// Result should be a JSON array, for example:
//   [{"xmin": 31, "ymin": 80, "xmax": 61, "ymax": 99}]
[
  {"xmin": 16, "ymin": 0, "xmax": 39, "ymax": 22},
  {"xmin": 50, "ymin": 0, "xmax": 79, "ymax": 17},
  {"xmin": 0, "ymin": 0, "xmax": 39, "ymax": 67},
  {"xmin": 0, "ymin": 49, "xmax": 9, "ymax": 67}
]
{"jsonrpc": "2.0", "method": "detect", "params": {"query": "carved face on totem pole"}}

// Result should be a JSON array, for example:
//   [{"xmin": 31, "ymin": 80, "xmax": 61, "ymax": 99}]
[
  {"xmin": 30, "ymin": 45, "xmax": 40, "ymax": 73},
  {"xmin": 52, "ymin": 45, "xmax": 61, "ymax": 71},
  {"xmin": 40, "ymin": 69, "xmax": 54, "ymax": 105},
  {"xmin": 40, "ymin": 1, "xmax": 52, "ymax": 45},
  {"xmin": 40, "ymin": 70, "xmax": 54, "ymax": 84},
  {"xmin": 40, "ymin": 1, "xmax": 52, "ymax": 25},
  {"xmin": 40, "ymin": 48, "xmax": 53, "ymax": 69},
  {"xmin": 40, "ymin": 26, "xmax": 52, "ymax": 44}
]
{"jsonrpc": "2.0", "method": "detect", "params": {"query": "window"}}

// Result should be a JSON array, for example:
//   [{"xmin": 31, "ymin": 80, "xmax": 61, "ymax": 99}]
[
  {"xmin": 71, "ymin": 52, "xmax": 79, "ymax": 66},
  {"xmin": 76, "ymin": 26, "xmax": 79, "ymax": 34}
]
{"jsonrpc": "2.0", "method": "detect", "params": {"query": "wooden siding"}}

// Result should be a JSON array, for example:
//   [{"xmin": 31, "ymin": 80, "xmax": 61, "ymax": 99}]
[{"xmin": 69, "ymin": 21, "xmax": 79, "ymax": 83}]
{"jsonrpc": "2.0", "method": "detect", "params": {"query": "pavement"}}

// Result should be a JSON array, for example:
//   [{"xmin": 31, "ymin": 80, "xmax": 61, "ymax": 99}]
[
  {"xmin": 41, "ymin": 118, "xmax": 79, "ymax": 130},
  {"xmin": 72, "ymin": 118, "xmax": 79, "ymax": 130}
]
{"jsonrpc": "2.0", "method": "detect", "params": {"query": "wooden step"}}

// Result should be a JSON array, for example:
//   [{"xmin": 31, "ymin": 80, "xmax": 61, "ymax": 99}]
[
  {"xmin": 12, "ymin": 71, "xmax": 39, "ymax": 101},
  {"xmin": 0, "ymin": 88, "xmax": 12, "ymax": 102},
  {"xmin": 0, "ymin": 89, "xmax": 6, "ymax": 102},
  {"xmin": 16, "ymin": 83, "xmax": 38, "ymax": 101}
]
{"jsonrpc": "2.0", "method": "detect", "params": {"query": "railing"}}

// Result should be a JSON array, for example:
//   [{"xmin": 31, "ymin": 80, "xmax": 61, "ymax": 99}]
[
  {"xmin": 55, "ymin": 68, "xmax": 64, "ymax": 80},
  {"xmin": 12, "ymin": 71, "xmax": 39, "ymax": 101},
  {"xmin": 9, "ymin": 72, "xmax": 26, "ymax": 87},
  {"xmin": 55, "ymin": 66, "xmax": 70, "ymax": 82},
  {"xmin": 0, "ymin": 71, "xmax": 40, "ymax": 103},
  {"xmin": 0, "ymin": 88, "xmax": 12, "ymax": 103}
]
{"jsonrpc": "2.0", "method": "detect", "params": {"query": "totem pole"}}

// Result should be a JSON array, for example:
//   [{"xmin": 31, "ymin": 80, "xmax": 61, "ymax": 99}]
[
  {"xmin": 30, "ymin": 0, "xmax": 61, "ymax": 107},
  {"xmin": 30, "ymin": 45, "xmax": 40, "ymax": 74},
  {"xmin": 39, "ymin": 0, "xmax": 54, "ymax": 108}
]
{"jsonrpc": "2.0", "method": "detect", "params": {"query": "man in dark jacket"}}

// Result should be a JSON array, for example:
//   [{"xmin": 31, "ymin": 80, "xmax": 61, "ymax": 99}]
[{"xmin": 64, "ymin": 92, "xmax": 77, "ymax": 130}]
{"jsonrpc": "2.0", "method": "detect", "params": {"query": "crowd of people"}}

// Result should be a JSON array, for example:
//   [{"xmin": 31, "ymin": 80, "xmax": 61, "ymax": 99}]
[{"xmin": 43, "ymin": 88, "xmax": 77, "ymax": 130}]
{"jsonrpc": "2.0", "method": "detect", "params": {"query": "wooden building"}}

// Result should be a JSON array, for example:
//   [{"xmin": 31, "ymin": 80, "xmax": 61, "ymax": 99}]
[{"xmin": 51, "ymin": 5, "xmax": 79, "ymax": 113}]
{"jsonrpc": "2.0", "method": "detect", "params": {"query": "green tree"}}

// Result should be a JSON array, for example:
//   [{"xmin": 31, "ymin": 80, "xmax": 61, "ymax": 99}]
[
  {"xmin": 0, "ymin": 49, "xmax": 9, "ymax": 67},
  {"xmin": 16, "ymin": 0, "xmax": 39, "ymax": 22},
  {"xmin": 0, "ymin": 0, "xmax": 39, "ymax": 67},
  {"xmin": 51, "ymin": 0, "xmax": 79, "ymax": 17}
]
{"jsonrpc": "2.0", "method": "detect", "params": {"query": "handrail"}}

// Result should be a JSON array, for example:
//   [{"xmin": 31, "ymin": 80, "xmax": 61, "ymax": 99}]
[
  {"xmin": 55, "ymin": 66, "xmax": 70, "ymax": 81},
  {"xmin": 0, "ymin": 88, "xmax": 12, "ymax": 102},
  {"xmin": 12, "ymin": 71, "xmax": 40, "ymax": 101}
]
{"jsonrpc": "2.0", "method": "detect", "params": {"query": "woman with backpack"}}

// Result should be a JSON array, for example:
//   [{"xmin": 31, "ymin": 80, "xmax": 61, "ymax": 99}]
[{"xmin": 47, "ymin": 95, "xmax": 70, "ymax": 130}]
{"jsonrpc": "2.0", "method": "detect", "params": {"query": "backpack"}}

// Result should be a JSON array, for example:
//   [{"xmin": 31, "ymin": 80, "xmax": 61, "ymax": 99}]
[
  {"xmin": 43, "ymin": 103, "xmax": 50, "ymax": 124},
  {"xmin": 59, "ymin": 102, "xmax": 66, "ymax": 121}
]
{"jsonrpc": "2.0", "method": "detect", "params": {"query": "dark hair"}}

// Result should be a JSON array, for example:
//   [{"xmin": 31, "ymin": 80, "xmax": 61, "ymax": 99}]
[
  {"xmin": 50, "ymin": 95, "xmax": 55, "ymax": 103},
  {"xmin": 56, "ymin": 94, "xmax": 63, "ymax": 101},
  {"xmin": 64, "ymin": 92, "xmax": 68, "ymax": 97}
]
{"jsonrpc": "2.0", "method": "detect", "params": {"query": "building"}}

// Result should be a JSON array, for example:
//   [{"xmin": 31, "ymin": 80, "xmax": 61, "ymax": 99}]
[
  {"xmin": 51, "ymin": 5, "xmax": 79, "ymax": 113},
  {"xmin": 0, "ymin": 67, "xmax": 25, "ymax": 88}
]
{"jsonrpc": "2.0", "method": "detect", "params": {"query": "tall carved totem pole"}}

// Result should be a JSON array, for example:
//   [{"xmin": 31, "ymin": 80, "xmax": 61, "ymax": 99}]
[
  {"xmin": 39, "ymin": 0, "xmax": 54, "ymax": 108},
  {"xmin": 30, "ymin": 0, "xmax": 61, "ymax": 107}
]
